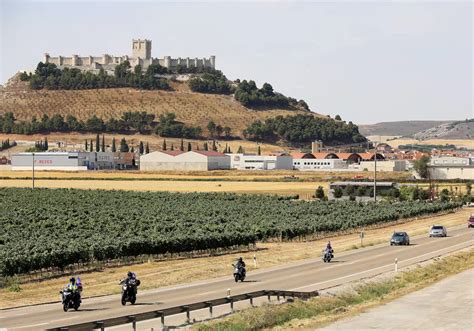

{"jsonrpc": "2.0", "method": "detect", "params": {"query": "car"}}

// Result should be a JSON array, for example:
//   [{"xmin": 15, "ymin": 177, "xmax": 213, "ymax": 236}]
[
  {"xmin": 429, "ymin": 225, "xmax": 447, "ymax": 237},
  {"xmin": 390, "ymin": 232, "xmax": 410, "ymax": 246},
  {"xmin": 468, "ymin": 215, "xmax": 474, "ymax": 228}
]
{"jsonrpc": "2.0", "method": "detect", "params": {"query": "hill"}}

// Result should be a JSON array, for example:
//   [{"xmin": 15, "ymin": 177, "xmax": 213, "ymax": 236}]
[
  {"xmin": 412, "ymin": 120, "xmax": 473, "ymax": 140},
  {"xmin": 0, "ymin": 73, "xmax": 317, "ymax": 137},
  {"xmin": 358, "ymin": 120, "xmax": 453, "ymax": 137}
]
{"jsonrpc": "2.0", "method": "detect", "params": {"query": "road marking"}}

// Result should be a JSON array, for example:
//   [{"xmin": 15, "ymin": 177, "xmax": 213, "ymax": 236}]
[{"xmin": 291, "ymin": 240, "xmax": 473, "ymax": 291}]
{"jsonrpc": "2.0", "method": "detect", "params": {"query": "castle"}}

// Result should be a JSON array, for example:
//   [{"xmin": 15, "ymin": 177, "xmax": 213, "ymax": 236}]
[{"xmin": 44, "ymin": 39, "xmax": 216, "ymax": 72}]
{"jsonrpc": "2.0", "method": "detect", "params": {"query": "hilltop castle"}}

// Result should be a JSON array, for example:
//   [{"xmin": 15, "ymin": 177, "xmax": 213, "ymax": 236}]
[{"xmin": 44, "ymin": 39, "xmax": 216, "ymax": 72}]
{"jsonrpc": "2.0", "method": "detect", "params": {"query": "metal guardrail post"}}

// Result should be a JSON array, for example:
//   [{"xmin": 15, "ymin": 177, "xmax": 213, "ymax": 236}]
[
  {"xmin": 229, "ymin": 298, "xmax": 234, "ymax": 313},
  {"xmin": 95, "ymin": 321, "xmax": 105, "ymax": 331},
  {"xmin": 156, "ymin": 311, "xmax": 165, "ymax": 329},
  {"xmin": 128, "ymin": 316, "xmax": 136, "ymax": 331},
  {"xmin": 205, "ymin": 302, "xmax": 213, "ymax": 318},
  {"xmin": 182, "ymin": 306, "xmax": 190, "ymax": 324}
]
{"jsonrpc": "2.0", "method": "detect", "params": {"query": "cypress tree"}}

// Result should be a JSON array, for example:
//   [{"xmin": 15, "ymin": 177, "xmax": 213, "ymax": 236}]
[
  {"xmin": 212, "ymin": 140, "xmax": 217, "ymax": 151},
  {"xmin": 171, "ymin": 144, "xmax": 174, "ymax": 151},
  {"xmin": 101, "ymin": 135, "xmax": 105, "ymax": 152},
  {"xmin": 111, "ymin": 137, "xmax": 116, "ymax": 152},
  {"xmin": 145, "ymin": 142, "xmax": 150, "ymax": 154},
  {"xmin": 119, "ymin": 138, "xmax": 129, "ymax": 152},
  {"xmin": 204, "ymin": 142, "xmax": 208, "ymax": 151},
  {"xmin": 187, "ymin": 142, "xmax": 192, "ymax": 151},
  {"xmin": 131, "ymin": 146, "xmax": 135, "ymax": 153},
  {"xmin": 90, "ymin": 140, "xmax": 93, "ymax": 152},
  {"xmin": 44, "ymin": 137, "xmax": 48, "ymax": 150},
  {"xmin": 180, "ymin": 138, "xmax": 184, "ymax": 151},
  {"xmin": 95, "ymin": 134, "xmax": 100, "ymax": 152},
  {"xmin": 139, "ymin": 141, "xmax": 144, "ymax": 154},
  {"xmin": 162, "ymin": 139, "xmax": 167, "ymax": 151},
  {"xmin": 257, "ymin": 145, "xmax": 261, "ymax": 156},
  {"xmin": 237, "ymin": 145, "xmax": 243, "ymax": 153},
  {"xmin": 85, "ymin": 139, "xmax": 88, "ymax": 151}
]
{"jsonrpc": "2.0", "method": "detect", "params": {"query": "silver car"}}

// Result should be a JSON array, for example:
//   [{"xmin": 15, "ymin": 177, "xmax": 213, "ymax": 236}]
[{"xmin": 429, "ymin": 225, "xmax": 447, "ymax": 237}]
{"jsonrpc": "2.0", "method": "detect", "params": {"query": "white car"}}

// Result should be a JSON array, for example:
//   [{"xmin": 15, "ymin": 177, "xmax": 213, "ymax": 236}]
[{"xmin": 429, "ymin": 225, "xmax": 447, "ymax": 237}]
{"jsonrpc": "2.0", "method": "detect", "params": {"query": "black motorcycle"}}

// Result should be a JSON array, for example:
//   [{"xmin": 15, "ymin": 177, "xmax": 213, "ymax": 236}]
[
  {"xmin": 60, "ymin": 289, "xmax": 81, "ymax": 312},
  {"xmin": 232, "ymin": 264, "xmax": 246, "ymax": 282},
  {"xmin": 322, "ymin": 249, "xmax": 334, "ymax": 263},
  {"xmin": 121, "ymin": 278, "xmax": 139, "ymax": 305}
]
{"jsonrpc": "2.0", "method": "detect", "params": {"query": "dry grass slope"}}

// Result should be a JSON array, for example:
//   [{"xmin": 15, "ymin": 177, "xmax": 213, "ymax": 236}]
[{"xmin": 0, "ymin": 76, "xmax": 316, "ymax": 136}]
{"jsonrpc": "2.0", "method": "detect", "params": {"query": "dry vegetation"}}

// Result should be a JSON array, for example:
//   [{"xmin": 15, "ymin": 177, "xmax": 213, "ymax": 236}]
[
  {"xmin": 0, "ymin": 79, "xmax": 314, "ymax": 136},
  {"xmin": 0, "ymin": 208, "xmax": 469, "ymax": 309},
  {"xmin": 388, "ymin": 138, "xmax": 474, "ymax": 149}
]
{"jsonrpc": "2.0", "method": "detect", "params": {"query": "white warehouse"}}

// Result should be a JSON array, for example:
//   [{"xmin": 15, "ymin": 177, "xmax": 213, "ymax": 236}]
[
  {"xmin": 139, "ymin": 151, "xmax": 230, "ymax": 171},
  {"xmin": 227, "ymin": 153, "xmax": 293, "ymax": 170}
]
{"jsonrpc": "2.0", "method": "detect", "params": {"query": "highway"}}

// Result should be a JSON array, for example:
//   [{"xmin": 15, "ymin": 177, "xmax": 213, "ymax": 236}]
[{"xmin": 1, "ymin": 226, "xmax": 472, "ymax": 330}]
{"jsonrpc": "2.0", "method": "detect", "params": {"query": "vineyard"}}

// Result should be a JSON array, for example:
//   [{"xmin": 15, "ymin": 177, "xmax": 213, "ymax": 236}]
[{"xmin": 0, "ymin": 188, "xmax": 461, "ymax": 276}]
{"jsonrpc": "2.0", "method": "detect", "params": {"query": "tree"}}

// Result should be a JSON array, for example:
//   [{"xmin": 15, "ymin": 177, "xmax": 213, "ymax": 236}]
[
  {"xmin": 345, "ymin": 185, "xmax": 355, "ymax": 196},
  {"xmin": 162, "ymin": 139, "xmax": 167, "ymax": 151},
  {"xmin": 139, "ymin": 141, "xmax": 144, "ymax": 155},
  {"xmin": 111, "ymin": 138, "xmax": 116, "ymax": 152},
  {"xmin": 203, "ymin": 142, "xmax": 208, "ymax": 151},
  {"xmin": 90, "ymin": 139, "xmax": 94, "ymax": 152},
  {"xmin": 119, "ymin": 138, "xmax": 129, "ymax": 152},
  {"xmin": 131, "ymin": 146, "xmax": 135, "ymax": 153},
  {"xmin": 315, "ymin": 186, "xmax": 325, "ymax": 200},
  {"xmin": 413, "ymin": 156, "xmax": 430, "ymax": 179},
  {"xmin": 212, "ymin": 140, "xmax": 217, "ymax": 151},
  {"xmin": 223, "ymin": 126, "xmax": 232, "ymax": 138},
  {"xmin": 207, "ymin": 121, "xmax": 217, "ymax": 137},
  {"xmin": 216, "ymin": 125, "xmax": 223, "ymax": 137},
  {"xmin": 412, "ymin": 188, "xmax": 420, "ymax": 201},
  {"xmin": 333, "ymin": 186, "xmax": 343, "ymax": 199},
  {"xmin": 237, "ymin": 145, "xmax": 244, "ymax": 154},
  {"xmin": 440, "ymin": 188, "xmax": 450, "ymax": 202},
  {"xmin": 356, "ymin": 186, "xmax": 366, "ymax": 197},
  {"xmin": 44, "ymin": 137, "xmax": 48, "ymax": 150},
  {"xmin": 101, "ymin": 135, "xmax": 105, "ymax": 152},
  {"xmin": 466, "ymin": 182, "xmax": 472, "ymax": 196},
  {"xmin": 187, "ymin": 142, "xmax": 192, "ymax": 151},
  {"xmin": 180, "ymin": 138, "xmax": 184, "ymax": 151},
  {"xmin": 257, "ymin": 145, "xmax": 261, "ymax": 156},
  {"xmin": 85, "ymin": 139, "xmax": 88, "ymax": 151},
  {"xmin": 145, "ymin": 142, "xmax": 150, "ymax": 154},
  {"xmin": 95, "ymin": 134, "xmax": 100, "ymax": 152},
  {"xmin": 335, "ymin": 115, "xmax": 342, "ymax": 121},
  {"xmin": 171, "ymin": 144, "xmax": 174, "ymax": 151}
]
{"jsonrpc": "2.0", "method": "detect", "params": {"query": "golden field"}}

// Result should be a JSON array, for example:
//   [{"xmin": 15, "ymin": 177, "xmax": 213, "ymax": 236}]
[{"xmin": 1, "ymin": 208, "xmax": 470, "ymax": 309}]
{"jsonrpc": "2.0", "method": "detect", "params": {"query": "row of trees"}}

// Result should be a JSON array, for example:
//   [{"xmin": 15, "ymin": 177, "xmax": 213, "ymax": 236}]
[
  {"xmin": 207, "ymin": 121, "xmax": 232, "ymax": 138},
  {"xmin": 234, "ymin": 80, "xmax": 309, "ymax": 110},
  {"xmin": 20, "ymin": 62, "xmax": 170, "ymax": 90},
  {"xmin": 84, "ymin": 135, "xmax": 150, "ymax": 154},
  {"xmin": 243, "ymin": 114, "xmax": 366, "ymax": 145},
  {"xmin": 188, "ymin": 70, "xmax": 233, "ymax": 94},
  {"xmin": 0, "ymin": 139, "xmax": 16, "ymax": 151}
]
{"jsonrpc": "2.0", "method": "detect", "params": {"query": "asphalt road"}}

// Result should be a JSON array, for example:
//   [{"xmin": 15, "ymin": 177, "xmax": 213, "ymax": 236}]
[{"xmin": 1, "ymin": 226, "xmax": 473, "ymax": 331}]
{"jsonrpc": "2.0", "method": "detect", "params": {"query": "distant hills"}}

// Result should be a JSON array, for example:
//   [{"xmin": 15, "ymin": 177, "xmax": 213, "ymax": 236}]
[
  {"xmin": 358, "ymin": 121, "xmax": 453, "ymax": 137},
  {"xmin": 412, "ymin": 120, "xmax": 473, "ymax": 140}
]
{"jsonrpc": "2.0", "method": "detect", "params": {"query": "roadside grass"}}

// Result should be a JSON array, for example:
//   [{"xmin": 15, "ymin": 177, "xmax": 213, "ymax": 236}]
[
  {"xmin": 0, "ymin": 208, "xmax": 469, "ymax": 309},
  {"xmin": 195, "ymin": 248, "xmax": 474, "ymax": 331}
]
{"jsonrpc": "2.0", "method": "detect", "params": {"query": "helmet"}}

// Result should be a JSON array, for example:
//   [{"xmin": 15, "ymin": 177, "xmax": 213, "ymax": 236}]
[
  {"xmin": 127, "ymin": 271, "xmax": 133, "ymax": 278},
  {"xmin": 238, "ymin": 257, "xmax": 243, "ymax": 262},
  {"xmin": 70, "ymin": 277, "xmax": 76, "ymax": 284}
]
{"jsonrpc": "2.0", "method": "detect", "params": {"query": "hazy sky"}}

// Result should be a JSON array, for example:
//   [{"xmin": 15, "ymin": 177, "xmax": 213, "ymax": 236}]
[{"xmin": 1, "ymin": 0, "xmax": 472, "ymax": 124}]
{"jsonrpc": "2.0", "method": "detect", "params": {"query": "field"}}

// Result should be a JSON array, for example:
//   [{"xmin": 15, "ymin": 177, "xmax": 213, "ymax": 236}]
[
  {"xmin": 0, "ymin": 187, "xmax": 462, "ymax": 276},
  {"xmin": 0, "ymin": 78, "xmax": 314, "ymax": 136},
  {"xmin": 1, "ymin": 208, "xmax": 470, "ymax": 309}
]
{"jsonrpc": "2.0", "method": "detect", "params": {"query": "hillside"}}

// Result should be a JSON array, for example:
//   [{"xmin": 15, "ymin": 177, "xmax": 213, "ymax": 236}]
[
  {"xmin": 412, "ymin": 120, "xmax": 474, "ymax": 140},
  {"xmin": 0, "ymin": 73, "xmax": 317, "ymax": 137},
  {"xmin": 358, "ymin": 120, "xmax": 452, "ymax": 137}
]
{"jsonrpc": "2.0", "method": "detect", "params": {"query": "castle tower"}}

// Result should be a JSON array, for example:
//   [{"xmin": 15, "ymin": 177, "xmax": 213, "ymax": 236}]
[
  {"xmin": 311, "ymin": 140, "xmax": 323, "ymax": 153},
  {"xmin": 132, "ymin": 39, "xmax": 152, "ymax": 60}
]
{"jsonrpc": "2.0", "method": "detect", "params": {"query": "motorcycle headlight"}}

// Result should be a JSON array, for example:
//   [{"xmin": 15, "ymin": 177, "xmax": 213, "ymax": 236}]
[{"xmin": 123, "ymin": 285, "xmax": 127, "ymax": 290}]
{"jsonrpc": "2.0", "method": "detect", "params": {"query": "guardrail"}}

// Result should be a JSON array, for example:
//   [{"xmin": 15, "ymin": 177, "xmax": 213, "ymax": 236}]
[{"xmin": 48, "ymin": 289, "xmax": 319, "ymax": 331}]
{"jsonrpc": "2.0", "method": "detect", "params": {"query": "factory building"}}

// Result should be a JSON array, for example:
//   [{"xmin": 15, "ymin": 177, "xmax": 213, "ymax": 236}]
[
  {"xmin": 139, "ymin": 151, "xmax": 230, "ymax": 171},
  {"xmin": 228, "ymin": 153, "xmax": 293, "ymax": 170}
]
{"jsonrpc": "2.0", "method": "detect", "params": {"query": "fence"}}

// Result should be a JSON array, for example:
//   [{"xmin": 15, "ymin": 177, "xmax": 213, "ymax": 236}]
[{"xmin": 47, "ymin": 289, "xmax": 319, "ymax": 331}]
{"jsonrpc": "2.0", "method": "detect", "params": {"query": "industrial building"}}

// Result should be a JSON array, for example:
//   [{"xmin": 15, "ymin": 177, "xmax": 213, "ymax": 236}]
[
  {"xmin": 428, "ymin": 157, "xmax": 474, "ymax": 180},
  {"xmin": 228, "ymin": 153, "xmax": 293, "ymax": 170},
  {"xmin": 293, "ymin": 158, "xmax": 347, "ymax": 171},
  {"xmin": 139, "ymin": 151, "xmax": 230, "ymax": 171},
  {"xmin": 11, "ymin": 152, "xmax": 135, "ymax": 171}
]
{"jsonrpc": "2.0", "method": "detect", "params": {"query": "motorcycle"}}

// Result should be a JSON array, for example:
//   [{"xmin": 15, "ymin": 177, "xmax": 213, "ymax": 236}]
[
  {"xmin": 121, "ymin": 278, "xmax": 139, "ymax": 305},
  {"xmin": 232, "ymin": 264, "xmax": 246, "ymax": 282},
  {"xmin": 322, "ymin": 249, "xmax": 333, "ymax": 263},
  {"xmin": 60, "ymin": 289, "xmax": 81, "ymax": 312}
]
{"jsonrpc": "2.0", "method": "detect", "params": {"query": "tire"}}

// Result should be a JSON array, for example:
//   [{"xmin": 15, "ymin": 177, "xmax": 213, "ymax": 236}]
[
  {"xmin": 234, "ymin": 275, "xmax": 239, "ymax": 283},
  {"xmin": 130, "ymin": 296, "xmax": 136, "ymax": 305},
  {"xmin": 121, "ymin": 293, "xmax": 127, "ymax": 306},
  {"xmin": 74, "ymin": 302, "xmax": 80, "ymax": 311},
  {"xmin": 63, "ymin": 303, "xmax": 68, "ymax": 312}
]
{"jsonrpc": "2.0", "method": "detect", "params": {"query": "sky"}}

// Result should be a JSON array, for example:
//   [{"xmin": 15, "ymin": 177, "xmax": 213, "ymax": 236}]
[{"xmin": 0, "ymin": 0, "xmax": 472, "ymax": 124}]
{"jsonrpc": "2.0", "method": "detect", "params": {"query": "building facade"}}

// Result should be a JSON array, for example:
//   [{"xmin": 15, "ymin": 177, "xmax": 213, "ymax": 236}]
[
  {"xmin": 139, "ymin": 151, "xmax": 230, "ymax": 171},
  {"xmin": 228, "ymin": 154, "xmax": 293, "ymax": 170},
  {"xmin": 293, "ymin": 158, "xmax": 347, "ymax": 171},
  {"xmin": 44, "ymin": 39, "xmax": 216, "ymax": 73}
]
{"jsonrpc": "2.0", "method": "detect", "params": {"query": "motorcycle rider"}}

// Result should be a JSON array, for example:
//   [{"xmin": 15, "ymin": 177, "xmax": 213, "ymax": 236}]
[
  {"xmin": 120, "ymin": 271, "xmax": 141, "ymax": 293},
  {"xmin": 63, "ymin": 277, "xmax": 81, "ymax": 304},
  {"xmin": 325, "ymin": 241, "xmax": 334, "ymax": 258},
  {"xmin": 235, "ymin": 257, "xmax": 246, "ymax": 277}
]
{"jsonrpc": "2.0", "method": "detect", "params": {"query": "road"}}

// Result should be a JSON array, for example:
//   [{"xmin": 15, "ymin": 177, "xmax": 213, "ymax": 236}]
[
  {"xmin": 1, "ymin": 226, "xmax": 472, "ymax": 331},
  {"xmin": 321, "ymin": 268, "xmax": 474, "ymax": 330}
]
